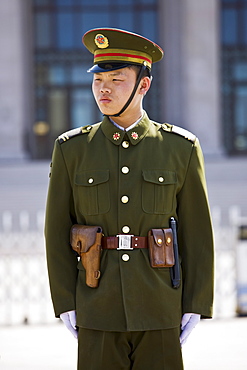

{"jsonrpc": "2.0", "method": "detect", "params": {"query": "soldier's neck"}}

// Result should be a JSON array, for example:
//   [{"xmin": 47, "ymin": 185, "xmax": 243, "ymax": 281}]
[{"xmin": 110, "ymin": 109, "xmax": 143, "ymax": 130}]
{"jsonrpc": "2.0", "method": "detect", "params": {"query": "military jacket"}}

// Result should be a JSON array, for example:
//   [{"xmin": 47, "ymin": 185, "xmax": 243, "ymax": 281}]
[{"xmin": 45, "ymin": 112, "xmax": 214, "ymax": 332}]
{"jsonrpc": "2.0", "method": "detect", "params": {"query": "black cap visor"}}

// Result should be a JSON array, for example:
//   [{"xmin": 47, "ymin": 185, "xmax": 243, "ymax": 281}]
[{"xmin": 87, "ymin": 63, "xmax": 130, "ymax": 73}]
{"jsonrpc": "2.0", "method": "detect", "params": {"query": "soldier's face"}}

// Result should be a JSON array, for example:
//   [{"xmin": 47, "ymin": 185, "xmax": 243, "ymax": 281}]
[{"xmin": 92, "ymin": 67, "xmax": 138, "ymax": 116}]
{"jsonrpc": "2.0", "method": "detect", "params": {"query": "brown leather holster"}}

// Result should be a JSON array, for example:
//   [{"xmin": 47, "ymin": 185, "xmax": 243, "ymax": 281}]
[
  {"xmin": 148, "ymin": 228, "xmax": 175, "ymax": 268},
  {"xmin": 70, "ymin": 225, "xmax": 103, "ymax": 288}
]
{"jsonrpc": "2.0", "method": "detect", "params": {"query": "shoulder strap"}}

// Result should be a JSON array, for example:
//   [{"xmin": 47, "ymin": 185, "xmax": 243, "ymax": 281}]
[
  {"xmin": 161, "ymin": 123, "xmax": 196, "ymax": 143},
  {"xmin": 58, "ymin": 125, "xmax": 94, "ymax": 144}
]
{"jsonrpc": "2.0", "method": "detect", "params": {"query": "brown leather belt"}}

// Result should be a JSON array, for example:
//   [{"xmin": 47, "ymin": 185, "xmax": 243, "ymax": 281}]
[{"xmin": 102, "ymin": 235, "xmax": 148, "ymax": 250}]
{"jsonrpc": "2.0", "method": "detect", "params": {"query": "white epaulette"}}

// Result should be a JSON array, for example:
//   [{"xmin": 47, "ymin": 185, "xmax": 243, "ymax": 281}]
[
  {"xmin": 161, "ymin": 123, "xmax": 196, "ymax": 143},
  {"xmin": 58, "ymin": 125, "xmax": 93, "ymax": 144}
]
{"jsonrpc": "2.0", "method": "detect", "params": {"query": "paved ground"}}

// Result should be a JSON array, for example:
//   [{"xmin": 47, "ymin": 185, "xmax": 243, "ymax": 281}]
[{"xmin": 0, "ymin": 317, "xmax": 246, "ymax": 370}]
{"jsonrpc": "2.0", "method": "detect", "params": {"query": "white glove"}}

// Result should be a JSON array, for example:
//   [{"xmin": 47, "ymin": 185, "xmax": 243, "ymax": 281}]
[
  {"xmin": 180, "ymin": 313, "xmax": 200, "ymax": 346},
  {"xmin": 60, "ymin": 310, "xmax": 78, "ymax": 339}
]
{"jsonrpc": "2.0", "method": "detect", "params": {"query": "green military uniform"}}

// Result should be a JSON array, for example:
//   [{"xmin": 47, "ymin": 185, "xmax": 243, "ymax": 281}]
[
  {"xmin": 45, "ymin": 112, "xmax": 214, "ymax": 326},
  {"xmin": 45, "ymin": 28, "xmax": 214, "ymax": 370}
]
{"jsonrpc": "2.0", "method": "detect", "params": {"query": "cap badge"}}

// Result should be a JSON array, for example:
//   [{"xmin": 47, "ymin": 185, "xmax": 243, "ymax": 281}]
[
  {"xmin": 113, "ymin": 132, "xmax": 121, "ymax": 141},
  {"xmin": 131, "ymin": 132, "xmax": 139, "ymax": 140},
  {"xmin": 95, "ymin": 34, "xmax": 109, "ymax": 49}
]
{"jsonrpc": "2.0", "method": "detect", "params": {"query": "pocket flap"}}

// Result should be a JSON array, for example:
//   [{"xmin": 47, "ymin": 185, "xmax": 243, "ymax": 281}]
[
  {"xmin": 75, "ymin": 170, "xmax": 109, "ymax": 186},
  {"xmin": 142, "ymin": 170, "xmax": 177, "ymax": 185},
  {"xmin": 163, "ymin": 229, "xmax": 173, "ymax": 246},
  {"xmin": 152, "ymin": 229, "xmax": 165, "ymax": 247}
]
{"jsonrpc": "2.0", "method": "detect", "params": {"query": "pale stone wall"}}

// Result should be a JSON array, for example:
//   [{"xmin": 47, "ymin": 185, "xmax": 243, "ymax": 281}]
[
  {"xmin": 0, "ymin": 0, "xmax": 32, "ymax": 159},
  {"xmin": 160, "ymin": 0, "xmax": 222, "ymax": 155}
]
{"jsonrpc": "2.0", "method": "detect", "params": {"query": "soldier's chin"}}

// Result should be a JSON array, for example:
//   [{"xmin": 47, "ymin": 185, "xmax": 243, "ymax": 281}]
[{"xmin": 99, "ymin": 107, "xmax": 118, "ymax": 116}]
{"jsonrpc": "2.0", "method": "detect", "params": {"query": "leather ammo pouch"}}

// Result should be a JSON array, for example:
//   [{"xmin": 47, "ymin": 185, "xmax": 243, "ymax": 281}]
[
  {"xmin": 148, "ymin": 228, "xmax": 175, "ymax": 268},
  {"xmin": 70, "ymin": 225, "xmax": 103, "ymax": 288}
]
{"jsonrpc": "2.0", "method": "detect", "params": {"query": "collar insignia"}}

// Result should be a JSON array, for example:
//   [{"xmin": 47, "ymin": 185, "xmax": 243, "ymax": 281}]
[
  {"xmin": 131, "ymin": 132, "xmax": 139, "ymax": 140},
  {"xmin": 113, "ymin": 132, "xmax": 121, "ymax": 140}
]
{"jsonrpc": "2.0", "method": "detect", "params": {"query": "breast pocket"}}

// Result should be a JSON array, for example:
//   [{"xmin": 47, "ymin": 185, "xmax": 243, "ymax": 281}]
[
  {"xmin": 75, "ymin": 170, "xmax": 110, "ymax": 215},
  {"xmin": 142, "ymin": 170, "xmax": 177, "ymax": 214}
]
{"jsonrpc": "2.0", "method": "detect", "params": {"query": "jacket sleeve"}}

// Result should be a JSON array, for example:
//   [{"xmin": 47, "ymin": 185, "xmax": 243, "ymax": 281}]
[
  {"xmin": 177, "ymin": 138, "xmax": 214, "ymax": 318},
  {"xmin": 45, "ymin": 140, "xmax": 78, "ymax": 318}
]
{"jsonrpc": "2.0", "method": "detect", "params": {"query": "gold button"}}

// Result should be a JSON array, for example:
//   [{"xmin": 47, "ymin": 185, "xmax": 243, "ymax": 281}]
[
  {"xmin": 121, "ymin": 166, "xmax": 129, "ymax": 174},
  {"xmin": 157, "ymin": 238, "xmax": 163, "ymax": 245},
  {"xmin": 122, "ymin": 226, "xmax": 130, "ymax": 234},
  {"xmin": 159, "ymin": 177, "xmax": 164, "ymax": 183},
  {"xmin": 121, "ymin": 196, "xmax": 129, "ymax": 204},
  {"xmin": 122, "ymin": 141, "xmax": 130, "ymax": 148},
  {"xmin": 88, "ymin": 178, "xmax": 94, "ymax": 184},
  {"xmin": 167, "ymin": 237, "xmax": 171, "ymax": 244},
  {"xmin": 122, "ymin": 254, "xmax": 130, "ymax": 262}
]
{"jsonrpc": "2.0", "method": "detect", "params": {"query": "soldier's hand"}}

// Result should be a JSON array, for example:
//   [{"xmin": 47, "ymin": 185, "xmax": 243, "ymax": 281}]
[
  {"xmin": 180, "ymin": 313, "xmax": 200, "ymax": 346},
  {"xmin": 60, "ymin": 310, "xmax": 78, "ymax": 339}
]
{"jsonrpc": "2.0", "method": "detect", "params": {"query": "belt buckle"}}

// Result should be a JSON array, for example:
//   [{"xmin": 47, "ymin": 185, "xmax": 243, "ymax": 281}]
[{"xmin": 117, "ymin": 235, "xmax": 134, "ymax": 250}]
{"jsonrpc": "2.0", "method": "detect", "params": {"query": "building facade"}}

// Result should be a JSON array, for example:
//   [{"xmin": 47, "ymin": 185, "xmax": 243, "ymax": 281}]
[{"xmin": 0, "ymin": 0, "xmax": 246, "ymax": 160}]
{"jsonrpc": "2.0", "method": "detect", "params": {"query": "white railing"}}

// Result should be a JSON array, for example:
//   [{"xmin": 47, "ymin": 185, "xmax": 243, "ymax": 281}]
[
  {"xmin": 212, "ymin": 206, "xmax": 247, "ymax": 318},
  {"xmin": 0, "ymin": 210, "xmax": 56, "ymax": 325},
  {"xmin": 0, "ymin": 207, "xmax": 246, "ymax": 325}
]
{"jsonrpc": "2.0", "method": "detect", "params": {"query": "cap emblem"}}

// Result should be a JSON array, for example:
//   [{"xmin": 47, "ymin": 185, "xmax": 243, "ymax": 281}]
[
  {"xmin": 95, "ymin": 34, "xmax": 109, "ymax": 49},
  {"xmin": 131, "ymin": 132, "xmax": 139, "ymax": 140}
]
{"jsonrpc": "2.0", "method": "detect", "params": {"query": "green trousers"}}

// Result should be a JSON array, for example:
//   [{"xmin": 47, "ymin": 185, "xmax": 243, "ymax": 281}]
[{"xmin": 77, "ymin": 327, "xmax": 183, "ymax": 370}]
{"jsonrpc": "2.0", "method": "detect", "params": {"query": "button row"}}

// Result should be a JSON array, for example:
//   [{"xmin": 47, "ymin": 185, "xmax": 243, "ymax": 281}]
[{"xmin": 121, "ymin": 143, "xmax": 130, "ymax": 235}]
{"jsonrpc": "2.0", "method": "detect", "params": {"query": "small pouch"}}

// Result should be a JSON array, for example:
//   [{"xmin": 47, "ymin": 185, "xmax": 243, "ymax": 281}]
[
  {"xmin": 70, "ymin": 225, "xmax": 102, "ymax": 288},
  {"xmin": 148, "ymin": 228, "xmax": 175, "ymax": 268}
]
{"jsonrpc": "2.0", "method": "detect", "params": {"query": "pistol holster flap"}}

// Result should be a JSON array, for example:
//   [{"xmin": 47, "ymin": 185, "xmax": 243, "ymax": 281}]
[{"xmin": 70, "ymin": 225, "xmax": 102, "ymax": 255}]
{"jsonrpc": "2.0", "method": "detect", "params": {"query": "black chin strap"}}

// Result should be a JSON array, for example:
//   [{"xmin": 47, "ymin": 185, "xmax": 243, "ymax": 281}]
[{"xmin": 107, "ymin": 65, "xmax": 148, "ymax": 118}]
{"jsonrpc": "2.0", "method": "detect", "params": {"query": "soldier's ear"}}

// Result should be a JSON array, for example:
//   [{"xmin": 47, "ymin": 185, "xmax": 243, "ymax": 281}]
[{"xmin": 139, "ymin": 76, "xmax": 151, "ymax": 95}]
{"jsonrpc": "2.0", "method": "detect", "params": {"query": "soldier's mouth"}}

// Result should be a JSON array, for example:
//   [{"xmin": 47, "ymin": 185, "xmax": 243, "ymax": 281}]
[{"xmin": 99, "ymin": 97, "xmax": 112, "ymax": 104}]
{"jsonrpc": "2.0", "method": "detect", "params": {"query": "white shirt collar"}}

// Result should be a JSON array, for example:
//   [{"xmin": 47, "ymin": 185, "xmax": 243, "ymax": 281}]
[{"xmin": 109, "ymin": 112, "xmax": 144, "ymax": 132}]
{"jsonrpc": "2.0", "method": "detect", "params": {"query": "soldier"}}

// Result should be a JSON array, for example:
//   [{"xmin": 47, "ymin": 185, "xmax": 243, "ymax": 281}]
[{"xmin": 45, "ymin": 28, "xmax": 214, "ymax": 370}]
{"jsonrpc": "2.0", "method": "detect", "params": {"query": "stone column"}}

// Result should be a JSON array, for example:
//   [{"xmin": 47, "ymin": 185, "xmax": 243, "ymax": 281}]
[
  {"xmin": 160, "ymin": 0, "xmax": 222, "ymax": 156},
  {"xmin": 158, "ymin": 0, "xmax": 183, "ymax": 126},
  {"xmin": 0, "ymin": 0, "xmax": 33, "ymax": 159}
]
